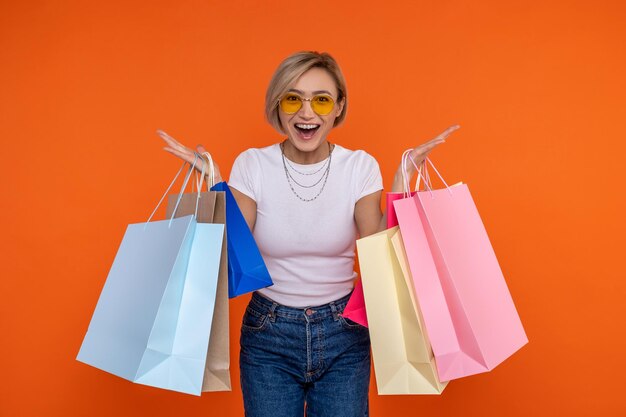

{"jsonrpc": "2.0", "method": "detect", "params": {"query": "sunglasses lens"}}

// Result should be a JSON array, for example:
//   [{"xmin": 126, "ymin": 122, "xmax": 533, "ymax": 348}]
[
  {"xmin": 311, "ymin": 95, "xmax": 334, "ymax": 116},
  {"xmin": 280, "ymin": 94, "xmax": 302, "ymax": 114},
  {"xmin": 279, "ymin": 93, "xmax": 336, "ymax": 116}
]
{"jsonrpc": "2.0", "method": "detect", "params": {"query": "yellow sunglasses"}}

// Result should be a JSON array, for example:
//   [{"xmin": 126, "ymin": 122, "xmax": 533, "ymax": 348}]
[{"xmin": 279, "ymin": 92, "xmax": 335, "ymax": 116}]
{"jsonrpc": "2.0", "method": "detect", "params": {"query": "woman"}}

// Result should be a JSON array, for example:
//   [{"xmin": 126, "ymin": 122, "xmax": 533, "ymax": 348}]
[{"xmin": 161, "ymin": 51, "xmax": 459, "ymax": 417}]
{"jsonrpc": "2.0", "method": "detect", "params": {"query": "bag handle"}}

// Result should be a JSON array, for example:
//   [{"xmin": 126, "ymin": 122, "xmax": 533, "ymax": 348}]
[
  {"xmin": 153, "ymin": 130, "xmax": 215, "ymax": 225},
  {"xmin": 402, "ymin": 150, "xmax": 453, "ymax": 197},
  {"xmin": 145, "ymin": 153, "xmax": 200, "ymax": 227},
  {"xmin": 190, "ymin": 151, "xmax": 216, "ymax": 220},
  {"xmin": 193, "ymin": 151, "xmax": 216, "ymax": 191},
  {"xmin": 401, "ymin": 149, "xmax": 429, "ymax": 197},
  {"xmin": 147, "ymin": 128, "xmax": 207, "ymax": 226},
  {"xmin": 192, "ymin": 152, "xmax": 209, "ymax": 218},
  {"xmin": 203, "ymin": 151, "xmax": 216, "ymax": 188}
]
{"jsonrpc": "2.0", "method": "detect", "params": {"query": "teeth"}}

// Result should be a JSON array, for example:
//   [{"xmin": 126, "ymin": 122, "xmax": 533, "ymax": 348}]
[{"xmin": 295, "ymin": 124, "xmax": 319, "ymax": 130}]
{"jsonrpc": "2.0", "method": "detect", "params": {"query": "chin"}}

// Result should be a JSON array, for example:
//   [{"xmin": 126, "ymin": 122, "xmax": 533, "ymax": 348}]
[{"xmin": 293, "ymin": 135, "xmax": 320, "ymax": 147}]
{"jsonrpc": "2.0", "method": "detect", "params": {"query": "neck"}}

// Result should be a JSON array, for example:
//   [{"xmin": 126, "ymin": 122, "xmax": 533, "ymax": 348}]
[{"xmin": 282, "ymin": 140, "xmax": 331, "ymax": 165}]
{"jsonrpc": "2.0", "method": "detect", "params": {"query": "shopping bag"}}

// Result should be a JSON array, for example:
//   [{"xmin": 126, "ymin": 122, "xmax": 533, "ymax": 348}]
[
  {"xmin": 386, "ymin": 192, "xmax": 413, "ymax": 228},
  {"xmin": 343, "ymin": 186, "xmax": 415, "ymax": 326},
  {"xmin": 341, "ymin": 279, "xmax": 368, "ymax": 327},
  {"xmin": 343, "ymin": 152, "xmax": 422, "ymax": 327},
  {"xmin": 210, "ymin": 181, "xmax": 273, "ymax": 298},
  {"xmin": 77, "ymin": 153, "xmax": 225, "ymax": 395},
  {"xmin": 357, "ymin": 226, "xmax": 447, "ymax": 394},
  {"xmin": 394, "ymin": 157, "xmax": 528, "ymax": 382},
  {"xmin": 166, "ymin": 188, "xmax": 231, "ymax": 391}
]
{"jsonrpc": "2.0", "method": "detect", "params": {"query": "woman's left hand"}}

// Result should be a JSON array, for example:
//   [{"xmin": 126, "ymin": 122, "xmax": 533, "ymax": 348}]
[{"xmin": 391, "ymin": 124, "xmax": 461, "ymax": 192}]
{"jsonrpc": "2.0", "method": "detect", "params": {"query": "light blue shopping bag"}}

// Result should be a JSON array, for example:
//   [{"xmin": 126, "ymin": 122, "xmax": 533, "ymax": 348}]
[{"xmin": 77, "ymin": 151, "xmax": 225, "ymax": 395}]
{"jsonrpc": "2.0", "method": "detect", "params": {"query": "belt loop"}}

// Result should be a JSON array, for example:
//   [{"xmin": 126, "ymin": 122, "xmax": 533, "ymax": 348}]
[
  {"xmin": 329, "ymin": 300, "xmax": 340, "ymax": 321},
  {"xmin": 268, "ymin": 302, "xmax": 278, "ymax": 322}
]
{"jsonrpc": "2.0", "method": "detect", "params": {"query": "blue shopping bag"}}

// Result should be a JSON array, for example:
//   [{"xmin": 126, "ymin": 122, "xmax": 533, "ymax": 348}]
[
  {"xmin": 77, "ymin": 153, "xmax": 225, "ymax": 395},
  {"xmin": 210, "ymin": 181, "xmax": 273, "ymax": 298}
]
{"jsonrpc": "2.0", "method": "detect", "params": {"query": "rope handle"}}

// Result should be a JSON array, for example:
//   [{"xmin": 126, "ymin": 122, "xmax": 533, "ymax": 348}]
[{"xmin": 401, "ymin": 150, "xmax": 453, "ymax": 197}]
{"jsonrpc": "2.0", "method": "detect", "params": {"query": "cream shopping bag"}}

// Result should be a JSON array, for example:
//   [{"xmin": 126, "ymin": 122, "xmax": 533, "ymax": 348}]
[{"xmin": 357, "ymin": 226, "xmax": 447, "ymax": 395}]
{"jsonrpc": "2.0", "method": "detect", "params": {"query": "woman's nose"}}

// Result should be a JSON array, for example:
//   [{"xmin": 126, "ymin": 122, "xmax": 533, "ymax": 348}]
[{"xmin": 299, "ymin": 100, "xmax": 316, "ymax": 118}]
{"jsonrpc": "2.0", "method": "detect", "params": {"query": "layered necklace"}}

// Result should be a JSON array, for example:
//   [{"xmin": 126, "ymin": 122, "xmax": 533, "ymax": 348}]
[{"xmin": 280, "ymin": 141, "xmax": 333, "ymax": 202}]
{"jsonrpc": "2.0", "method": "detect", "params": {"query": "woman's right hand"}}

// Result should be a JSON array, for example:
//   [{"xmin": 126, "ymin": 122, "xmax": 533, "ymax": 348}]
[{"xmin": 158, "ymin": 130, "xmax": 223, "ymax": 183}]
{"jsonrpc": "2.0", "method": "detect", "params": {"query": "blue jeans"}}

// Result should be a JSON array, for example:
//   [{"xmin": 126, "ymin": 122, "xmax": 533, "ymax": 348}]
[{"xmin": 240, "ymin": 291, "xmax": 371, "ymax": 417}]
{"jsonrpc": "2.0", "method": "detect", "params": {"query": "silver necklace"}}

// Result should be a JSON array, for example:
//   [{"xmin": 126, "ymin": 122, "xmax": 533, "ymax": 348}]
[
  {"xmin": 283, "ymin": 154, "xmax": 329, "ymax": 176},
  {"xmin": 281, "ymin": 142, "xmax": 333, "ymax": 202}
]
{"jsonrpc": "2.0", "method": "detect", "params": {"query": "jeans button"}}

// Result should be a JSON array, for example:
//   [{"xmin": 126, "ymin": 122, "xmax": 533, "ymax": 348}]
[{"xmin": 305, "ymin": 308, "xmax": 314, "ymax": 316}]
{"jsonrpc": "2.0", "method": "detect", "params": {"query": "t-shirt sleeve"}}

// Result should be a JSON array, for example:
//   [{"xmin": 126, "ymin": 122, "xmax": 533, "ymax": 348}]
[
  {"xmin": 228, "ymin": 150, "xmax": 258, "ymax": 201},
  {"xmin": 356, "ymin": 152, "xmax": 383, "ymax": 201}
]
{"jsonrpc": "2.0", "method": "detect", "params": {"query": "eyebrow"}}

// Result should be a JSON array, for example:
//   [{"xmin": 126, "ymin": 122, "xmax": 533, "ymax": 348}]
[{"xmin": 288, "ymin": 88, "xmax": 334, "ymax": 96}]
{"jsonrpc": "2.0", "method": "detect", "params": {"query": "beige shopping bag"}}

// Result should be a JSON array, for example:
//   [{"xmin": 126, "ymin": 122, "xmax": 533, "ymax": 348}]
[
  {"xmin": 357, "ymin": 226, "xmax": 447, "ymax": 395},
  {"xmin": 166, "ymin": 191, "xmax": 232, "ymax": 392}
]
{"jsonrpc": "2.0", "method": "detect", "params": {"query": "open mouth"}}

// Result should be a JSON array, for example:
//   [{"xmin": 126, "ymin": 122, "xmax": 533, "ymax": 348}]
[{"xmin": 294, "ymin": 123, "xmax": 320, "ymax": 139}]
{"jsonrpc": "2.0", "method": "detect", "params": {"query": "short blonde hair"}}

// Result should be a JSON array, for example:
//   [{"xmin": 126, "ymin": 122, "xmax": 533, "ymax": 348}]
[{"xmin": 265, "ymin": 51, "xmax": 348, "ymax": 134}]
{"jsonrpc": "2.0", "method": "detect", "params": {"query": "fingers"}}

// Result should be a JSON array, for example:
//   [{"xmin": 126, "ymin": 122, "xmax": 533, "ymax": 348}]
[
  {"xmin": 195, "ymin": 144, "xmax": 222, "ymax": 174},
  {"xmin": 409, "ymin": 140, "xmax": 441, "ymax": 159},
  {"xmin": 163, "ymin": 146, "xmax": 196, "ymax": 165},
  {"xmin": 409, "ymin": 124, "xmax": 460, "ymax": 160},
  {"xmin": 434, "ymin": 124, "xmax": 461, "ymax": 141},
  {"xmin": 158, "ymin": 130, "xmax": 190, "ymax": 155},
  {"xmin": 159, "ymin": 131, "xmax": 218, "ymax": 181},
  {"xmin": 422, "ymin": 124, "xmax": 460, "ymax": 146},
  {"xmin": 159, "ymin": 130, "xmax": 203, "ymax": 166}
]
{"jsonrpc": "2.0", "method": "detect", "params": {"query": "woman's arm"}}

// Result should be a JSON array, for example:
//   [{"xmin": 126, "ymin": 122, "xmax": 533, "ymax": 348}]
[
  {"xmin": 355, "ymin": 190, "xmax": 383, "ymax": 238},
  {"xmin": 354, "ymin": 171, "xmax": 404, "ymax": 237},
  {"xmin": 230, "ymin": 187, "xmax": 258, "ymax": 231}
]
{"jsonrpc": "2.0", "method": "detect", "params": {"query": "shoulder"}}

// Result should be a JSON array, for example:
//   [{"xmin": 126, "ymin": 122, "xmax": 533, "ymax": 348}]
[
  {"xmin": 236, "ymin": 144, "xmax": 280, "ymax": 160},
  {"xmin": 233, "ymin": 144, "xmax": 280, "ymax": 167},
  {"xmin": 237, "ymin": 143, "xmax": 277, "ymax": 156},
  {"xmin": 333, "ymin": 144, "xmax": 380, "ymax": 169}
]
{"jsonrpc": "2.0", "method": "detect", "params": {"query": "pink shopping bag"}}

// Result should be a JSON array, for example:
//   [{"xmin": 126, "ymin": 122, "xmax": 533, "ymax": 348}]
[{"xmin": 394, "ymin": 159, "xmax": 528, "ymax": 382}]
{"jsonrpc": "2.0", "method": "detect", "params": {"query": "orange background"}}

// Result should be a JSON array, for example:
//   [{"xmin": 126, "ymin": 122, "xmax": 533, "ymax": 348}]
[{"xmin": 1, "ymin": 0, "xmax": 625, "ymax": 416}]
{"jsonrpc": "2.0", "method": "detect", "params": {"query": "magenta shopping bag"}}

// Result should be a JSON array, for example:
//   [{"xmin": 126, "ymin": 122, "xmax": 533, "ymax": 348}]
[
  {"xmin": 394, "ymin": 158, "xmax": 527, "ymax": 382},
  {"xmin": 386, "ymin": 192, "xmax": 406, "ymax": 228},
  {"xmin": 341, "ymin": 279, "xmax": 368, "ymax": 327}
]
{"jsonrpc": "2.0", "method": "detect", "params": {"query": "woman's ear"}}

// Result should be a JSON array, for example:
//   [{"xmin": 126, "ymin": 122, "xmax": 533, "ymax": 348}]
[{"xmin": 336, "ymin": 98, "xmax": 345, "ymax": 116}]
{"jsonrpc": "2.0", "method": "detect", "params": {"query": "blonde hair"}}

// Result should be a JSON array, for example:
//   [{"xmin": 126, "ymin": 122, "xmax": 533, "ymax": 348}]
[{"xmin": 265, "ymin": 51, "xmax": 348, "ymax": 134}]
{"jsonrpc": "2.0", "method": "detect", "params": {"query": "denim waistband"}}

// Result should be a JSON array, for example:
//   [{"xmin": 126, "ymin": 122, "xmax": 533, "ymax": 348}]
[{"xmin": 249, "ymin": 291, "xmax": 352, "ymax": 321}]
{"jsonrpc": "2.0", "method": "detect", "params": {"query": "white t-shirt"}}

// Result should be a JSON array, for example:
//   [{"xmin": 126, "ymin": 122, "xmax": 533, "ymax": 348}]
[{"xmin": 228, "ymin": 143, "xmax": 383, "ymax": 307}]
